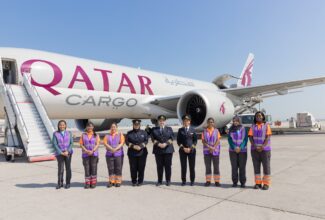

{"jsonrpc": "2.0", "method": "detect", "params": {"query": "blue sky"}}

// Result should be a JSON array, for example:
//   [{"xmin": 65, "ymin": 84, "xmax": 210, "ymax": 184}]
[{"xmin": 1, "ymin": 0, "xmax": 325, "ymax": 120}]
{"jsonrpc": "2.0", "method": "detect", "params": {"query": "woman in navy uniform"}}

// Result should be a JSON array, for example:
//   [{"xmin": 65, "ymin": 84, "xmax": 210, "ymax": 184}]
[
  {"xmin": 52, "ymin": 120, "xmax": 74, "ymax": 189},
  {"xmin": 177, "ymin": 115, "xmax": 198, "ymax": 186},
  {"xmin": 126, "ymin": 119, "xmax": 149, "ymax": 186},
  {"xmin": 151, "ymin": 115, "xmax": 175, "ymax": 186}
]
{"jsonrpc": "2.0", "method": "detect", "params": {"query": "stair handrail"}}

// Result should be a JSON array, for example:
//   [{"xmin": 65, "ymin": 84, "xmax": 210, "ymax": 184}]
[
  {"xmin": 6, "ymin": 85, "xmax": 30, "ymax": 143},
  {"xmin": 22, "ymin": 73, "xmax": 55, "ymax": 139}
]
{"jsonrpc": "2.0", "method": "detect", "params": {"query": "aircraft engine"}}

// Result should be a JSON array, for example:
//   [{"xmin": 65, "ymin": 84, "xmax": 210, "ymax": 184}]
[
  {"xmin": 75, "ymin": 119, "xmax": 121, "ymax": 131},
  {"xmin": 177, "ymin": 90, "xmax": 235, "ymax": 130}
]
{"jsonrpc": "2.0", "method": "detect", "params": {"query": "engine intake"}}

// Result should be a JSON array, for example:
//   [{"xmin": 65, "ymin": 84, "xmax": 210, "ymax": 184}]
[{"xmin": 177, "ymin": 90, "xmax": 235, "ymax": 129}]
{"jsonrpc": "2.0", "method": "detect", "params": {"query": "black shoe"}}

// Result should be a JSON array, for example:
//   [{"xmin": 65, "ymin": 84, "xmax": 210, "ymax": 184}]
[
  {"xmin": 166, "ymin": 181, "xmax": 170, "ymax": 186},
  {"xmin": 205, "ymin": 182, "xmax": 211, "ymax": 187},
  {"xmin": 240, "ymin": 184, "xmax": 246, "ymax": 188},
  {"xmin": 90, "ymin": 184, "xmax": 96, "ymax": 189},
  {"xmin": 215, "ymin": 182, "xmax": 221, "ymax": 187},
  {"xmin": 156, "ymin": 182, "xmax": 162, "ymax": 186},
  {"xmin": 115, "ymin": 183, "xmax": 121, "ymax": 187},
  {"xmin": 132, "ymin": 182, "xmax": 137, "ymax": 187},
  {"xmin": 181, "ymin": 182, "xmax": 186, "ymax": 186},
  {"xmin": 56, "ymin": 185, "xmax": 61, "ymax": 189},
  {"xmin": 262, "ymin": 185, "xmax": 269, "ymax": 190},
  {"xmin": 232, "ymin": 183, "xmax": 238, "ymax": 187},
  {"xmin": 137, "ymin": 182, "xmax": 143, "ymax": 187},
  {"xmin": 64, "ymin": 184, "xmax": 70, "ymax": 189},
  {"xmin": 254, "ymin": 184, "xmax": 262, "ymax": 189},
  {"xmin": 84, "ymin": 184, "xmax": 90, "ymax": 189},
  {"xmin": 107, "ymin": 183, "xmax": 113, "ymax": 188},
  {"xmin": 190, "ymin": 182, "xmax": 194, "ymax": 186}
]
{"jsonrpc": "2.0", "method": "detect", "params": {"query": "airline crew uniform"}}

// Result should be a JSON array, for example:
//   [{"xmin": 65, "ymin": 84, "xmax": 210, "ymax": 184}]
[
  {"xmin": 79, "ymin": 132, "xmax": 100, "ymax": 188},
  {"xmin": 228, "ymin": 126, "xmax": 248, "ymax": 187},
  {"xmin": 248, "ymin": 122, "xmax": 272, "ymax": 190},
  {"xmin": 103, "ymin": 131, "xmax": 125, "ymax": 187},
  {"xmin": 151, "ymin": 115, "xmax": 175, "ymax": 186},
  {"xmin": 126, "ymin": 120, "xmax": 149, "ymax": 186},
  {"xmin": 202, "ymin": 127, "xmax": 222, "ymax": 186},
  {"xmin": 177, "ymin": 117, "xmax": 198, "ymax": 185},
  {"xmin": 52, "ymin": 130, "xmax": 74, "ymax": 189}
]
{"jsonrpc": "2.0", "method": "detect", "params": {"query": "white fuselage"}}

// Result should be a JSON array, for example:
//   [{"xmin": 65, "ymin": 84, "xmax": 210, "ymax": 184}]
[{"xmin": 0, "ymin": 48, "xmax": 220, "ymax": 120}]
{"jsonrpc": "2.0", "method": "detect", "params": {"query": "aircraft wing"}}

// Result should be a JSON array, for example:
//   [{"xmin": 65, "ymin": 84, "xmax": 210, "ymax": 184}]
[
  {"xmin": 223, "ymin": 76, "xmax": 325, "ymax": 97},
  {"xmin": 149, "ymin": 95, "xmax": 181, "ymax": 112}
]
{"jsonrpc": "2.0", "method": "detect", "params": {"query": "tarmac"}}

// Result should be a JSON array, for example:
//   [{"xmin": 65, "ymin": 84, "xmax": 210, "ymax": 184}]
[{"xmin": 0, "ymin": 133, "xmax": 325, "ymax": 220}]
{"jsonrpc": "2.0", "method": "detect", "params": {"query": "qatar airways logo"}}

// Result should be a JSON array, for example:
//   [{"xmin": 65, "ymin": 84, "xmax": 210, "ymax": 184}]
[
  {"xmin": 220, "ymin": 102, "xmax": 226, "ymax": 114},
  {"xmin": 241, "ymin": 59, "xmax": 253, "ymax": 87},
  {"xmin": 20, "ymin": 59, "xmax": 154, "ymax": 96}
]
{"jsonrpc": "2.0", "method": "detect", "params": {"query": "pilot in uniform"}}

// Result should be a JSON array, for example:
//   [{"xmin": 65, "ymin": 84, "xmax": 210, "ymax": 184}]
[
  {"xmin": 126, "ymin": 119, "xmax": 149, "ymax": 186},
  {"xmin": 151, "ymin": 115, "xmax": 175, "ymax": 186},
  {"xmin": 177, "ymin": 115, "xmax": 198, "ymax": 186}
]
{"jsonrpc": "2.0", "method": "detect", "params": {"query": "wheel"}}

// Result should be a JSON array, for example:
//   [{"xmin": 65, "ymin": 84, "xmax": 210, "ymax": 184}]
[{"xmin": 4, "ymin": 149, "xmax": 12, "ymax": 162}]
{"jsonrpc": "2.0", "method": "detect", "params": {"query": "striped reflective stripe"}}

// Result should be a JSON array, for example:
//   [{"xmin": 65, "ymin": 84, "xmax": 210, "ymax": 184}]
[
  {"xmin": 91, "ymin": 175, "xmax": 97, "ymax": 184},
  {"xmin": 85, "ymin": 177, "xmax": 91, "ymax": 184},
  {"xmin": 214, "ymin": 175, "xmax": 221, "ymax": 182},
  {"xmin": 115, "ymin": 176, "xmax": 122, "ymax": 184},
  {"xmin": 262, "ymin": 175, "xmax": 271, "ymax": 185},
  {"xmin": 255, "ymin": 175, "xmax": 262, "ymax": 184},
  {"xmin": 109, "ymin": 175, "xmax": 116, "ymax": 184},
  {"xmin": 206, "ymin": 175, "xmax": 212, "ymax": 181}
]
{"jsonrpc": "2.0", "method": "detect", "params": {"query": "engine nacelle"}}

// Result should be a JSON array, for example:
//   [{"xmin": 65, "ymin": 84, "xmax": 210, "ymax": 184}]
[
  {"xmin": 177, "ymin": 90, "xmax": 235, "ymax": 129},
  {"xmin": 75, "ymin": 119, "xmax": 121, "ymax": 131}
]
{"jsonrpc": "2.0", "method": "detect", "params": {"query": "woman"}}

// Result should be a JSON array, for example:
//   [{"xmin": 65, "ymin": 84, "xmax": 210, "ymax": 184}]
[
  {"xmin": 248, "ymin": 111, "xmax": 272, "ymax": 190},
  {"xmin": 52, "ymin": 120, "xmax": 74, "ymax": 189},
  {"xmin": 201, "ymin": 117, "xmax": 221, "ymax": 187},
  {"xmin": 103, "ymin": 123, "xmax": 125, "ymax": 188},
  {"xmin": 228, "ymin": 116, "xmax": 248, "ymax": 188},
  {"xmin": 177, "ymin": 115, "xmax": 197, "ymax": 186},
  {"xmin": 151, "ymin": 115, "xmax": 174, "ymax": 186},
  {"xmin": 79, "ymin": 122, "xmax": 100, "ymax": 189},
  {"xmin": 126, "ymin": 119, "xmax": 149, "ymax": 186}
]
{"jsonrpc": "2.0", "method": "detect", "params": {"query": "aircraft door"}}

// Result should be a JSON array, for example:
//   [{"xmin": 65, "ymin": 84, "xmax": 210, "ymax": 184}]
[{"xmin": 1, "ymin": 59, "xmax": 18, "ymax": 84}]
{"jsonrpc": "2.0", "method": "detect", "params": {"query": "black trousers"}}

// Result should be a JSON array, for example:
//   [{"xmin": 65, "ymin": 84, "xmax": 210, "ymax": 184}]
[
  {"xmin": 179, "ymin": 150, "xmax": 196, "ymax": 182},
  {"xmin": 57, "ymin": 154, "xmax": 72, "ymax": 185},
  {"xmin": 155, "ymin": 153, "xmax": 173, "ymax": 183},
  {"xmin": 251, "ymin": 151, "xmax": 271, "ymax": 175},
  {"xmin": 106, "ymin": 156, "xmax": 124, "ymax": 183},
  {"xmin": 204, "ymin": 154, "xmax": 220, "ymax": 182},
  {"xmin": 229, "ymin": 151, "xmax": 247, "ymax": 185},
  {"xmin": 82, "ymin": 156, "xmax": 99, "ymax": 184},
  {"xmin": 128, "ymin": 154, "xmax": 147, "ymax": 184}
]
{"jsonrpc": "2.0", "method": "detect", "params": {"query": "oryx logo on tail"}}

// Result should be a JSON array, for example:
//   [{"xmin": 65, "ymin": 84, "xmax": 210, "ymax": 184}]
[{"xmin": 237, "ymin": 53, "xmax": 254, "ymax": 87}]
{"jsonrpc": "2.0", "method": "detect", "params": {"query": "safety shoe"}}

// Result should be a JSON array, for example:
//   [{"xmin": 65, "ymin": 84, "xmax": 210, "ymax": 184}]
[
  {"xmin": 262, "ymin": 185, "xmax": 269, "ymax": 190},
  {"xmin": 215, "ymin": 182, "xmax": 221, "ymax": 187},
  {"xmin": 205, "ymin": 182, "xmax": 211, "ymax": 187},
  {"xmin": 254, "ymin": 184, "xmax": 262, "ymax": 189}
]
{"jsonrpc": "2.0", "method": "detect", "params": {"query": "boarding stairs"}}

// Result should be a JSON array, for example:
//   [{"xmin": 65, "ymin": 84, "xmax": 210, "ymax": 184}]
[{"xmin": 0, "ymin": 72, "xmax": 56, "ymax": 162}]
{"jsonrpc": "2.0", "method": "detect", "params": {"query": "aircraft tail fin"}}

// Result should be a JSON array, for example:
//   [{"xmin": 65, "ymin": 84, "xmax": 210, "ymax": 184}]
[{"xmin": 237, "ymin": 53, "xmax": 254, "ymax": 87}]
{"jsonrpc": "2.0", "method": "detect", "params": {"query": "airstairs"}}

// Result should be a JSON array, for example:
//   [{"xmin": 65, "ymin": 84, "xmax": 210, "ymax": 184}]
[{"xmin": 0, "ymin": 71, "xmax": 56, "ymax": 162}]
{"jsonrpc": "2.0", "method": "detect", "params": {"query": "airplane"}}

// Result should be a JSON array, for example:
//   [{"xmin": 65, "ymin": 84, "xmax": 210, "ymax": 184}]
[
  {"xmin": 1, "ymin": 47, "xmax": 325, "ymax": 161},
  {"xmin": 1, "ymin": 48, "xmax": 325, "ymax": 132}
]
